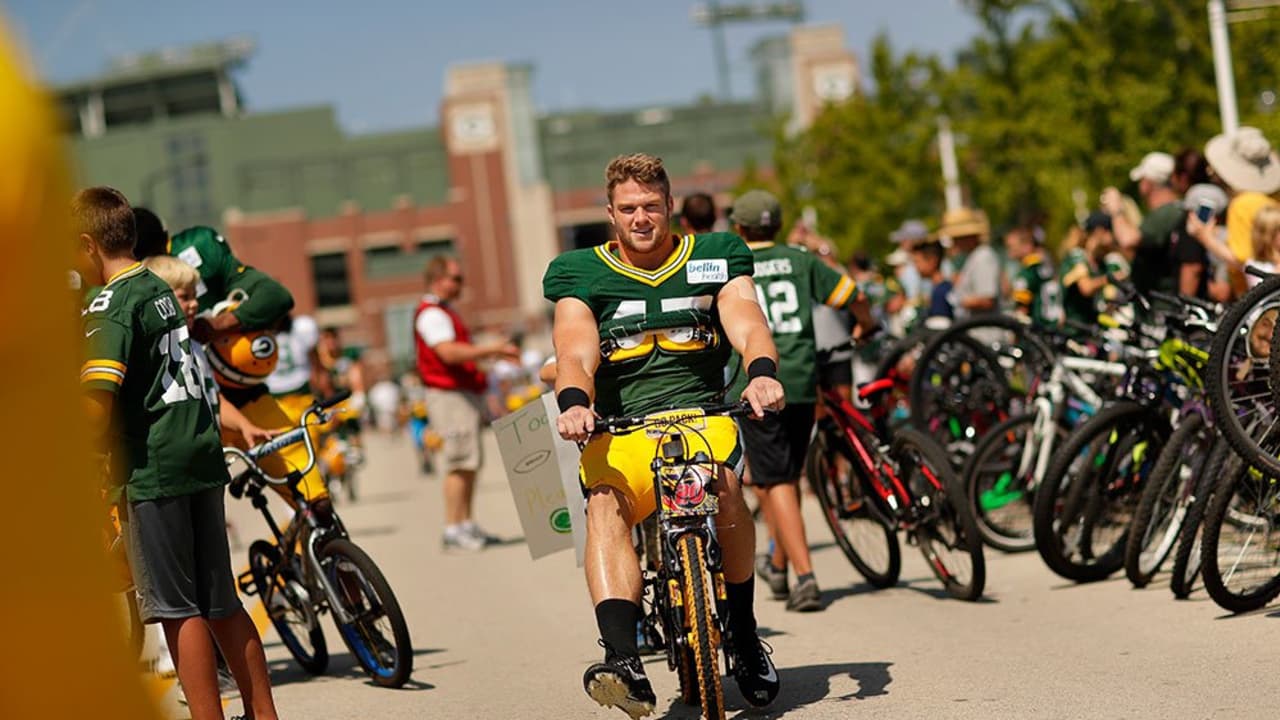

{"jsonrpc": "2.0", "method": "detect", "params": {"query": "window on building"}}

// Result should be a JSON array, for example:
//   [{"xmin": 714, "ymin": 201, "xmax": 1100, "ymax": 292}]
[{"xmin": 311, "ymin": 252, "xmax": 352, "ymax": 307}]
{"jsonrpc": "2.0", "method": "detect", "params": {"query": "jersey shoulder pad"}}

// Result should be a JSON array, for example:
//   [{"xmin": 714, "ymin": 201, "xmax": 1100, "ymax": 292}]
[
  {"xmin": 543, "ymin": 248, "xmax": 601, "ymax": 303},
  {"xmin": 689, "ymin": 232, "xmax": 753, "ymax": 279}
]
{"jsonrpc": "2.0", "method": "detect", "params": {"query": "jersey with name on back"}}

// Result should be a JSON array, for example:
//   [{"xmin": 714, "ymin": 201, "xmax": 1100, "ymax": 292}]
[
  {"xmin": 728, "ymin": 242, "xmax": 857, "ymax": 404},
  {"xmin": 543, "ymin": 232, "xmax": 754, "ymax": 417},
  {"xmin": 81, "ymin": 264, "xmax": 228, "ymax": 502}
]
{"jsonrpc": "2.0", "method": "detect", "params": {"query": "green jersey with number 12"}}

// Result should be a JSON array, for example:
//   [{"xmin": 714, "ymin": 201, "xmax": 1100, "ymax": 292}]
[
  {"xmin": 728, "ymin": 242, "xmax": 857, "ymax": 404},
  {"xmin": 81, "ymin": 263, "xmax": 228, "ymax": 501},
  {"xmin": 543, "ymin": 232, "xmax": 754, "ymax": 417}
]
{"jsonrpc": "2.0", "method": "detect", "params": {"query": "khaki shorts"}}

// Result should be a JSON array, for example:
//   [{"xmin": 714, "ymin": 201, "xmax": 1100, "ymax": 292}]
[{"xmin": 425, "ymin": 388, "xmax": 484, "ymax": 472}]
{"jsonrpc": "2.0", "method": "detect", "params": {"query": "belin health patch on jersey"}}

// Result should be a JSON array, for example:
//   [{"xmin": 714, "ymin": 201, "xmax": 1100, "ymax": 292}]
[{"xmin": 685, "ymin": 259, "xmax": 728, "ymax": 284}]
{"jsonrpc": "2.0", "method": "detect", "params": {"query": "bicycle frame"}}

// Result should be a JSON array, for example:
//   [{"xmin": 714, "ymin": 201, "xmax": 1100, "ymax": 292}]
[
  {"xmin": 225, "ymin": 403, "xmax": 360, "ymax": 625},
  {"xmin": 815, "ymin": 385, "xmax": 941, "ymax": 521}
]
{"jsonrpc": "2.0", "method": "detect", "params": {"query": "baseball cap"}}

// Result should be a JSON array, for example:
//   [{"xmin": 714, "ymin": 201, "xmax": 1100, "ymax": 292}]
[
  {"xmin": 889, "ymin": 219, "xmax": 931, "ymax": 245},
  {"xmin": 1183, "ymin": 183, "xmax": 1229, "ymax": 215},
  {"xmin": 1128, "ymin": 152, "xmax": 1176, "ymax": 184},
  {"xmin": 1084, "ymin": 211, "xmax": 1112, "ymax": 233},
  {"xmin": 730, "ymin": 190, "xmax": 782, "ymax": 229}
]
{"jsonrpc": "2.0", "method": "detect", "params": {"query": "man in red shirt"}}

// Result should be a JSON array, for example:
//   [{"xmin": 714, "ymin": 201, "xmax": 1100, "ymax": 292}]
[{"xmin": 415, "ymin": 255, "xmax": 519, "ymax": 550}]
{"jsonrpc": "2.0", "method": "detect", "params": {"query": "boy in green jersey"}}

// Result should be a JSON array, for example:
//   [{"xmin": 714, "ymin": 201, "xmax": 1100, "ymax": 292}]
[
  {"xmin": 74, "ymin": 188, "xmax": 278, "ymax": 720},
  {"xmin": 1004, "ymin": 226, "xmax": 1061, "ymax": 327},
  {"xmin": 726, "ymin": 190, "xmax": 875, "ymax": 613},
  {"xmin": 546, "ymin": 155, "xmax": 785, "ymax": 715}
]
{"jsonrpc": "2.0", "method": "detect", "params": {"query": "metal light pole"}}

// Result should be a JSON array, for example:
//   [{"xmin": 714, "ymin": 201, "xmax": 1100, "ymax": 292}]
[
  {"xmin": 691, "ymin": 1, "xmax": 805, "ymax": 101},
  {"xmin": 1209, "ymin": 0, "xmax": 1240, "ymax": 133},
  {"xmin": 937, "ymin": 116, "xmax": 963, "ymax": 212}
]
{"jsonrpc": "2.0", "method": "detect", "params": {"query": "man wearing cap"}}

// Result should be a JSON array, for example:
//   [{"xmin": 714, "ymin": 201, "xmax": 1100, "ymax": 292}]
[
  {"xmin": 887, "ymin": 219, "xmax": 931, "ymax": 306},
  {"xmin": 939, "ymin": 207, "xmax": 999, "ymax": 319},
  {"xmin": 728, "ymin": 190, "xmax": 875, "ymax": 613},
  {"xmin": 1103, "ymin": 151, "xmax": 1183, "ymax": 295},
  {"xmin": 1173, "ymin": 183, "xmax": 1231, "ymax": 299}
]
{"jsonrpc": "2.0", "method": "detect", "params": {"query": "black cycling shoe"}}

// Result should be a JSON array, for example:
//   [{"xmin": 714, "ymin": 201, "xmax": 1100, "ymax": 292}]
[
  {"xmin": 583, "ymin": 642, "xmax": 656, "ymax": 719},
  {"xmin": 729, "ymin": 633, "xmax": 780, "ymax": 707}
]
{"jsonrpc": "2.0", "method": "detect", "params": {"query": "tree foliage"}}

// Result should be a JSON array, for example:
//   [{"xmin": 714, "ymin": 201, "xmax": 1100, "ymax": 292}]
[{"xmin": 779, "ymin": 0, "xmax": 1280, "ymax": 257}]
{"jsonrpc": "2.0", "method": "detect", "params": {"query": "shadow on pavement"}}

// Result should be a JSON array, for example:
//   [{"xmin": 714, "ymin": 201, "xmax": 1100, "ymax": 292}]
[
  {"xmin": 266, "ymin": 647, "xmax": 443, "ymax": 691},
  {"xmin": 820, "ymin": 577, "xmax": 997, "ymax": 605},
  {"xmin": 343, "ymin": 524, "xmax": 400, "ymax": 539},
  {"xmin": 653, "ymin": 660, "xmax": 894, "ymax": 719},
  {"xmin": 345, "ymin": 490, "xmax": 415, "ymax": 506}
]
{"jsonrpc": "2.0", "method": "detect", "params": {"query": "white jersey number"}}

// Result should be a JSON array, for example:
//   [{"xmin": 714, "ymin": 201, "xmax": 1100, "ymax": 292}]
[
  {"xmin": 158, "ymin": 326, "xmax": 204, "ymax": 405},
  {"xmin": 755, "ymin": 280, "xmax": 802, "ymax": 334}
]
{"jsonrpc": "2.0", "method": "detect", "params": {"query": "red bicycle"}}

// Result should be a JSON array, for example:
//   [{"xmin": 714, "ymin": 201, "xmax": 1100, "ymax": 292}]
[{"xmin": 806, "ymin": 348, "xmax": 986, "ymax": 600}]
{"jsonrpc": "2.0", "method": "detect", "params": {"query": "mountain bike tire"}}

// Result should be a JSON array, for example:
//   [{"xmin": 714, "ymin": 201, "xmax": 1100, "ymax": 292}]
[
  {"xmin": 1124, "ymin": 412, "xmax": 1210, "ymax": 588},
  {"xmin": 678, "ymin": 533, "xmax": 725, "ymax": 720},
  {"xmin": 248, "ymin": 540, "xmax": 328, "ymax": 676},
  {"xmin": 893, "ymin": 427, "xmax": 986, "ymax": 600},
  {"xmin": 320, "ymin": 538, "xmax": 414, "ymax": 687},
  {"xmin": 869, "ymin": 327, "xmax": 939, "ymax": 436},
  {"xmin": 1032, "ymin": 402, "xmax": 1167, "ymax": 583},
  {"xmin": 963, "ymin": 413, "xmax": 1053, "ymax": 553},
  {"xmin": 806, "ymin": 427, "xmax": 901, "ymax": 588},
  {"xmin": 908, "ymin": 314, "xmax": 1055, "ymax": 437},
  {"xmin": 1199, "ymin": 458, "xmax": 1280, "ymax": 613},
  {"xmin": 1169, "ymin": 438, "xmax": 1232, "ymax": 599},
  {"xmin": 1208, "ymin": 274, "xmax": 1280, "ymax": 479}
]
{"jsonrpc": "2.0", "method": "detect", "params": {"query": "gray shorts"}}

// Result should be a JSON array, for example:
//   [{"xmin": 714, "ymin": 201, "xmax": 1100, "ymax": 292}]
[
  {"xmin": 425, "ymin": 388, "xmax": 485, "ymax": 473},
  {"xmin": 125, "ymin": 485, "xmax": 242, "ymax": 623}
]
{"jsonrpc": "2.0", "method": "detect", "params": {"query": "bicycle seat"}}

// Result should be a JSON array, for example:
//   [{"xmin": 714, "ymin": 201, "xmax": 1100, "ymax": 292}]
[{"xmin": 856, "ymin": 378, "xmax": 896, "ymax": 404}]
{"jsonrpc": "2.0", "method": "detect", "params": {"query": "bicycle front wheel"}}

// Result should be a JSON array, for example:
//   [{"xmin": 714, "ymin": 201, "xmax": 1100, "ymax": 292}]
[
  {"xmin": 678, "ymin": 533, "xmax": 725, "ymax": 720},
  {"xmin": 1033, "ymin": 402, "xmax": 1166, "ymax": 583},
  {"xmin": 806, "ymin": 426, "xmax": 901, "ymax": 588},
  {"xmin": 894, "ymin": 428, "xmax": 985, "ymax": 600},
  {"xmin": 1199, "ymin": 458, "xmax": 1280, "ymax": 613},
  {"xmin": 320, "ymin": 538, "xmax": 414, "ymax": 687},
  {"xmin": 1124, "ymin": 412, "xmax": 1211, "ymax": 588},
  {"xmin": 1169, "ymin": 438, "xmax": 1233, "ymax": 599},
  {"xmin": 249, "ymin": 540, "xmax": 328, "ymax": 676},
  {"xmin": 964, "ymin": 413, "xmax": 1058, "ymax": 553}
]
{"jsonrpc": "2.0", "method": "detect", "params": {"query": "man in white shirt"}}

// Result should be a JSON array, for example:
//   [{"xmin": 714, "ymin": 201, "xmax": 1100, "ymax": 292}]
[{"xmin": 414, "ymin": 256, "xmax": 519, "ymax": 551}]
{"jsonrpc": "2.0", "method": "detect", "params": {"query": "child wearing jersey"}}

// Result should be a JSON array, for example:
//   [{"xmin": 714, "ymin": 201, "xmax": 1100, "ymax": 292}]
[{"xmin": 75, "ymin": 188, "xmax": 278, "ymax": 720}]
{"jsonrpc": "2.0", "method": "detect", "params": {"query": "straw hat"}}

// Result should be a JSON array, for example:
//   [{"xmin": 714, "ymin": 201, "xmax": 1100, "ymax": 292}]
[
  {"xmin": 1205, "ymin": 127, "xmax": 1280, "ymax": 194},
  {"xmin": 937, "ymin": 207, "xmax": 990, "ymax": 243}
]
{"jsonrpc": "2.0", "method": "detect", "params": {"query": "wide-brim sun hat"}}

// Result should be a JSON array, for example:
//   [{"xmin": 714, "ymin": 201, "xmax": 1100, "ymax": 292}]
[
  {"xmin": 1205, "ymin": 126, "xmax": 1280, "ymax": 194},
  {"xmin": 937, "ymin": 207, "xmax": 990, "ymax": 243}
]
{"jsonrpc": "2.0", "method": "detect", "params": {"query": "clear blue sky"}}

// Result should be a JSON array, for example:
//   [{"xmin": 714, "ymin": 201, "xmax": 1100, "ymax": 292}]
[{"xmin": 4, "ymin": 0, "xmax": 980, "ymax": 133}]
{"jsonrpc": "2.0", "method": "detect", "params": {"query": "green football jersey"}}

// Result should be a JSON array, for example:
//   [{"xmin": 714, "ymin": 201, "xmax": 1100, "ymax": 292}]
[
  {"xmin": 728, "ymin": 242, "xmax": 858, "ymax": 404},
  {"xmin": 81, "ymin": 264, "xmax": 228, "ymax": 502},
  {"xmin": 543, "ymin": 232, "xmax": 754, "ymax": 416},
  {"xmin": 1060, "ymin": 248, "xmax": 1103, "ymax": 327},
  {"xmin": 169, "ymin": 226, "xmax": 294, "ymax": 329},
  {"xmin": 1011, "ymin": 252, "xmax": 1061, "ymax": 328}
]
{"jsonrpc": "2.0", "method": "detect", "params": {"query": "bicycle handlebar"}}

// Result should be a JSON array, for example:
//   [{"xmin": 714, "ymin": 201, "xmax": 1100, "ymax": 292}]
[
  {"xmin": 225, "ymin": 394, "xmax": 347, "ymax": 490},
  {"xmin": 590, "ymin": 400, "xmax": 755, "ymax": 438}
]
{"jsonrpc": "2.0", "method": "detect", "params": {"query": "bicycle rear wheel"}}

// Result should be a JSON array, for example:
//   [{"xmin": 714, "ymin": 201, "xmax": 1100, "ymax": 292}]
[
  {"xmin": 1124, "ymin": 412, "xmax": 1210, "ymax": 588},
  {"xmin": 1033, "ymin": 402, "xmax": 1166, "ymax": 583},
  {"xmin": 678, "ymin": 533, "xmax": 725, "ymax": 720},
  {"xmin": 1199, "ymin": 458, "xmax": 1280, "ymax": 613},
  {"xmin": 964, "ymin": 413, "xmax": 1057, "ymax": 553},
  {"xmin": 319, "ymin": 538, "xmax": 413, "ymax": 687},
  {"xmin": 893, "ymin": 428, "xmax": 985, "ymax": 600},
  {"xmin": 248, "ymin": 540, "xmax": 328, "ymax": 675},
  {"xmin": 806, "ymin": 425, "xmax": 901, "ymax": 588}
]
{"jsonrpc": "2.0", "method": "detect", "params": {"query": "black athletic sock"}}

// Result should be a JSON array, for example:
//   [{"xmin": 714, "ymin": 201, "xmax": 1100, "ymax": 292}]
[
  {"xmin": 725, "ymin": 577, "xmax": 757, "ymax": 638},
  {"xmin": 595, "ymin": 599, "xmax": 641, "ymax": 658},
  {"xmin": 796, "ymin": 572, "xmax": 816, "ymax": 586}
]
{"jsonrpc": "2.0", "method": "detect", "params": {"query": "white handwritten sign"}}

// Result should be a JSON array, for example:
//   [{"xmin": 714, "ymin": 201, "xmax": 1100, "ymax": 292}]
[{"xmin": 494, "ymin": 394, "xmax": 586, "ymax": 563}]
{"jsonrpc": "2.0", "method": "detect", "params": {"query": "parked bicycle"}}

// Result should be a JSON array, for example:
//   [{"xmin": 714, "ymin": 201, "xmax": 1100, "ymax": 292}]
[
  {"xmin": 226, "ymin": 392, "xmax": 413, "ymax": 688},
  {"xmin": 805, "ymin": 343, "xmax": 985, "ymax": 601}
]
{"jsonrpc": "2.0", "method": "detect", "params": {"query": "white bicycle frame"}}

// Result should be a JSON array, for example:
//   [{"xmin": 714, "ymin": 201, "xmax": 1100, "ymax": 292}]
[{"xmin": 1018, "ymin": 355, "xmax": 1127, "ymax": 490}]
